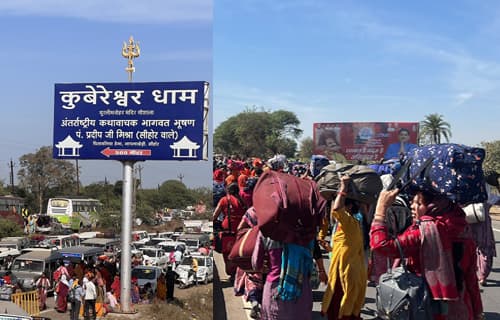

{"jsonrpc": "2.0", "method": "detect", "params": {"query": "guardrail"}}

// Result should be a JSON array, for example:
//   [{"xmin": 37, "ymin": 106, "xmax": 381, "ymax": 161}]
[{"xmin": 11, "ymin": 290, "xmax": 39, "ymax": 316}]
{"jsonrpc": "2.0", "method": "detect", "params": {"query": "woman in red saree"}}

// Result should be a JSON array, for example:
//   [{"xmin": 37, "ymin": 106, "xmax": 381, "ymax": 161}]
[
  {"xmin": 371, "ymin": 189, "xmax": 483, "ymax": 320},
  {"xmin": 55, "ymin": 274, "xmax": 70, "ymax": 312},
  {"xmin": 110, "ymin": 276, "xmax": 121, "ymax": 301},
  {"xmin": 213, "ymin": 183, "xmax": 247, "ymax": 277}
]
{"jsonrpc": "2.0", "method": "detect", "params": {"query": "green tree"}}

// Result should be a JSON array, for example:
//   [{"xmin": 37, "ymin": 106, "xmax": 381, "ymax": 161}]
[
  {"xmin": 17, "ymin": 146, "xmax": 77, "ymax": 212},
  {"xmin": 0, "ymin": 218, "xmax": 23, "ymax": 237},
  {"xmin": 481, "ymin": 140, "xmax": 500, "ymax": 173},
  {"xmin": 297, "ymin": 137, "xmax": 314, "ymax": 161},
  {"xmin": 214, "ymin": 107, "xmax": 302, "ymax": 158},
  {"xmin": 82, "ymin": 181, "xmax": 120, "ymax": 210},
  {"xmin": 158, "ymin": 180, "xmax": 196, "ymax": 209},
  {"xmin": 419, "ymin": 113, "xmax": 452, "ymax": 144}
]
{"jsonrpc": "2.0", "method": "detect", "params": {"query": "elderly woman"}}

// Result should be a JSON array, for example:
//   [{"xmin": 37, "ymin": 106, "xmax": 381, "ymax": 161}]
[{"xmin": 371, "ymin": 188, "xmax": 483, "ymax": 320}]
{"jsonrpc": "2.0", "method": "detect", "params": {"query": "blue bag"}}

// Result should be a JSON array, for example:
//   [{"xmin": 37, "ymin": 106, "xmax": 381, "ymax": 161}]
[
  {"xmin": 406, "ymin": 143, "xmax": 487, "ymax": 205},
  {"xmin": 213, "ymin": 182, "xmax": 226, "ymax": 207},
  {"xmin": 369, "ymin": 160, "xmax": 402, "ymax": 176},
  {"xmin": 310, "ymin": 155, "xmax": 330, "ymax": 178}
]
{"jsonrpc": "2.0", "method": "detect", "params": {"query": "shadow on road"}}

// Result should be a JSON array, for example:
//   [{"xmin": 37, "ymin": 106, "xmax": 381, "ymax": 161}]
[
  {"xmin": 213, "ymin": 262, "xmax": 228, "ymax": 320},
  {"xmin": 483, "ymin": 279, "xmax": 500, "ymax": 287},
  {"xmin": 485, "ymin": 312, "xmax": 500, "ymax": 320}
]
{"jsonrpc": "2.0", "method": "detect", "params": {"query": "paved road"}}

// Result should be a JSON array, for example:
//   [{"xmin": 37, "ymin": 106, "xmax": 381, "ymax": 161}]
[{"xmin": 215, "ymin": 216, "xmax": 500, "ymax": 319}]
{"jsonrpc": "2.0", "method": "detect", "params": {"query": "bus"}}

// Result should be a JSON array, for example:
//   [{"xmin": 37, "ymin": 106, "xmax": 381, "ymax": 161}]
[
  {"xmin": 47, "ymin": 197, "xmax": 102, "ymax": 231},
  {"xmin": 0, "ymin": 195, "xmax": 25, "ymax": 227}
]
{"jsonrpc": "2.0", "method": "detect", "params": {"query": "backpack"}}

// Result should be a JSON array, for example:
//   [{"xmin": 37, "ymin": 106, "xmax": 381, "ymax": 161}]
[
  {"xmin": 213, "ymin": 182, "xmax": 226, "ymax": 207},
  {"xmin": 244, "ymin": 177, "xmax": 258, "ymax": 193},
  {"xmin": 405, "ymin": 143, "xmax": 487, "ymax": 205},
  {"xmin": 315, "ymin": 164, "xmax": 383, "ymax": 204},
  {"xmin": 310, "ymin": 155, "xmax": 330, "ymax": 177},
  {"xmin": 53, "ymin": 268, "xmax": 62, "ymax": 282},
  {"xmin": 68, "ymin": 285, "xmax": 78, "ymax": 303},
  {"xmin": 252, "ymin": 170, "xmax": 326, "ymax": 246}
]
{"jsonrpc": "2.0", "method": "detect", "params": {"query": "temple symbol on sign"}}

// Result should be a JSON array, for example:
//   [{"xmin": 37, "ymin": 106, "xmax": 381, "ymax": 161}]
[
  {"xmin": 170, "ymin": 136, "xmax": 200, "ymax": 158},
  {"xmin": 55, "ymin": 135, "xmax": 83, "ymax": 157}
]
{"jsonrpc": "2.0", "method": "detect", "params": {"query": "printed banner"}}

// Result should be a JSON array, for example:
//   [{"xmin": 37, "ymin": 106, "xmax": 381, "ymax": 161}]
[{"xmin": 313, "ymin": 122, "xmax": 419, "ymax": 162}]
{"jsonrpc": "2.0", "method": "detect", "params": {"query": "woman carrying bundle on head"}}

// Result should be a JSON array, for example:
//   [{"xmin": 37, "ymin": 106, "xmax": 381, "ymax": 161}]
[
  {"xmin": 320, "ymin": 175, "xmax": 367, "ymax": 320},
  {"xmin": 371, "ymin": 187, "xmax": 484, "ymax": 320}
]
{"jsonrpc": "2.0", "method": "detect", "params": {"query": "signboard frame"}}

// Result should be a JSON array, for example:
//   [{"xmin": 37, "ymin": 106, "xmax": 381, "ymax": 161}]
[{"xmin": 53, "ymin": 81, "xmax": 209, "ymax": 161}]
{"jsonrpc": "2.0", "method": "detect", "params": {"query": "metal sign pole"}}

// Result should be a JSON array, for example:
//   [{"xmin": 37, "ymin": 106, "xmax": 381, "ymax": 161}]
[
  {"xmin": 119, "ymin": 35, "xmax": 140, "ymax": 313},
  {"xmin": 120, "ymin": 160, "xmax": 134, "ymax": 312}
]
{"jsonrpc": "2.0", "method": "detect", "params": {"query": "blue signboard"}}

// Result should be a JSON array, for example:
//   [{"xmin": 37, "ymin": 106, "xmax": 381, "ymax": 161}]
[{"xmin": 53, "ymin": 81, "xmax": 208, "ymax": 161}]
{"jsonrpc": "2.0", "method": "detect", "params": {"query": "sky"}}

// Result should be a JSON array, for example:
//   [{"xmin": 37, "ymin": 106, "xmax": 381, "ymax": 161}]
[
  {"xmin": 214, "ymin": 0, "xmax": 500, "ymax": 150},
  {"xmin": 0, "ymin": 0, "xmax": 212, "ymax": 190}
]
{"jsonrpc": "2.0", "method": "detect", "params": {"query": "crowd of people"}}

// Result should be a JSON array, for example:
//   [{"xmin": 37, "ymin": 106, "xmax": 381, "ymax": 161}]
[
  {"xmin": 213, "ymin": 153, "xmax": 498, "ymax": 320},
  {"xmin": 2, "ymin": 250, "xmax": 186, "ymax": 319}
]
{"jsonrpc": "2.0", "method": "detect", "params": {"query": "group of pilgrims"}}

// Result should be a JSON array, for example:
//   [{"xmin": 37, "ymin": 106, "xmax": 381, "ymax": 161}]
[
  {"xmin": 31, "ymin": 252, "xmax": 177, "ymax": 320},
  {"xmin": 212, "ymin": 152, "xmax": 497, "ymax": 320}
]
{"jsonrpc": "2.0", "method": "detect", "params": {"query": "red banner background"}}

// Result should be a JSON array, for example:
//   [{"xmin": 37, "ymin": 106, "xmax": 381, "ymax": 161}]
[{"xmin": 313, "ymin": 122, "xmax": 419, "ymax": 162}]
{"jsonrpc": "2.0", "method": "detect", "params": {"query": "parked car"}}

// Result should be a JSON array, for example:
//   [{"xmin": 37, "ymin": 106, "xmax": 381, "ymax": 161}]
[
  {"xmin": 131, "ymin": 265, "xmax": 163, "ymax": 292},
  {"xmin": 178, "ymin": 233, "xmax": 210, "ymax": 252},
  {"xmin": 157, "ymin": 241, "xmax": 188, "ymax": 255},
  {"xmin": 175, "ymin": 254, "xmax": 214, "ymax": 285},
  {"xmin": 11, "ymin": 250, "xmax": 63, "ymax": 291},
  {"xmin": 0, "ymin": 247, "xmax": 21, "ymax": 269},
  {"xmin": 132, "ymin": 230, "xmax": 150, "ymax": 247},
  {"xmin": 0, "ymin": 238, "xmax": 30, "ymax": 251},
  {"xmin": 141, "ymin": 247, "xmax": 168, "ymax": 268},
  {"xmin": 35, "ymin": 215, "xmax": 64, "ymax": 234},
  {"xmin": 146, "ymin": 237, "xmax": 170, "ymax": 247}
]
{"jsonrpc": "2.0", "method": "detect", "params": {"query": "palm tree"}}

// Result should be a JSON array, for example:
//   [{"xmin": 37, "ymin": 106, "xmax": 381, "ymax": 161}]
[{"xmin": 419, "ymin": 113, "xmax": 452, "ymax": 144}]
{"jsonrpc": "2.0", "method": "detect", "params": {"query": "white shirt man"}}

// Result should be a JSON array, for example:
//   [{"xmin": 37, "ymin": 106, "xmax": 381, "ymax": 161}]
[{"xmin": 174, "ymin": 250, "xmax": 182, "ymax": 266}]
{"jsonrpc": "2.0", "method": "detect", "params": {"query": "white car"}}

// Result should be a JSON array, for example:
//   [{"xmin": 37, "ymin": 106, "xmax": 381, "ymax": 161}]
[
  {"xmin": 141, "ymin": 247, "xmax": 168, "ymax": 268},
  {"xmin": 132, "ymin": 230, "xmax": 150, "ymax": 247},
  {"xmin": 175, "ymin": 254, "xmax": 214, "ymax": 285}
]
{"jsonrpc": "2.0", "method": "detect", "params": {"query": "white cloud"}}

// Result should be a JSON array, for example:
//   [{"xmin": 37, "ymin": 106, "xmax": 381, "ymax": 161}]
[
  {"xmin": 330, "ymin": 5, "xmax": 500, "ymax": 106},
  {"xmin": 455, "ymin": 92, "xmax": 474, "ymax": 105},
  {"xmin": 0, "ymin": 0, "xmax": 212, "ymax": 23}
]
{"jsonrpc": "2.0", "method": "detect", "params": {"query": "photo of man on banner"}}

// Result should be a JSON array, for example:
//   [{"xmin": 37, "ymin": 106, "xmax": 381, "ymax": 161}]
[{"xmin": 383, "ymin": 128, "xmax": 417, "ymax": 160}]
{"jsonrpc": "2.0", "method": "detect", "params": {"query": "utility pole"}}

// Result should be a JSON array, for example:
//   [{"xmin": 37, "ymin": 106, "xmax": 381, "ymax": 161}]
[
  {"xmin": 8, "ymin": 159, "xmax": 15, "ymax": 193},
  {"xmin": 75, "ymin": 159, "xmax": 80, "ymax": 195},
  {"xmin": 119, "ymin": 35, "xmax": 140, "ymax": 314},
  {"xmin": 136, "ymin": 164, "xmax": 143, "ymax": 189},
  {"xmin": 178, "ymin": 173, "xmax": 184, "ymax": 184}
]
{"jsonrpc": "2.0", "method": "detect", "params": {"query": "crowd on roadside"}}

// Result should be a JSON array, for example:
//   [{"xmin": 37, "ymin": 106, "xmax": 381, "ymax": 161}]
[
  {"xmin": 212, "ymin": 148, "xmax": 498, "ymax": 320},
  {"xmin": 0, "ymin": 239, "xmax": 206, "ymax": 320}
]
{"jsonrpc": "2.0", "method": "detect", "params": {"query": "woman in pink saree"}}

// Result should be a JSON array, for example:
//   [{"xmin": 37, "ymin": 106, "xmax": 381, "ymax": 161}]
[
  {"xmin": 55, "ymin": 274, "xmax": 70, "ymax": 312},
  {"xmin": 35, "ymin": 272, "xmax": 50, "ymax": 311}
]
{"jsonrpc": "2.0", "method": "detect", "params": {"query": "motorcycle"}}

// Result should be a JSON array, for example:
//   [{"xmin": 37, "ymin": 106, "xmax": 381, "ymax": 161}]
[{"xmin": 177, "ymin": 268, "xmax": 196, "ymax": 289}]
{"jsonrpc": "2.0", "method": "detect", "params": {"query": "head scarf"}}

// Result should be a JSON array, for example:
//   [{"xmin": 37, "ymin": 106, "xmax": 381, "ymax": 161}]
[{"xmin": 60, "ymin": 274, "xmax": 70, "ymax": 287}]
